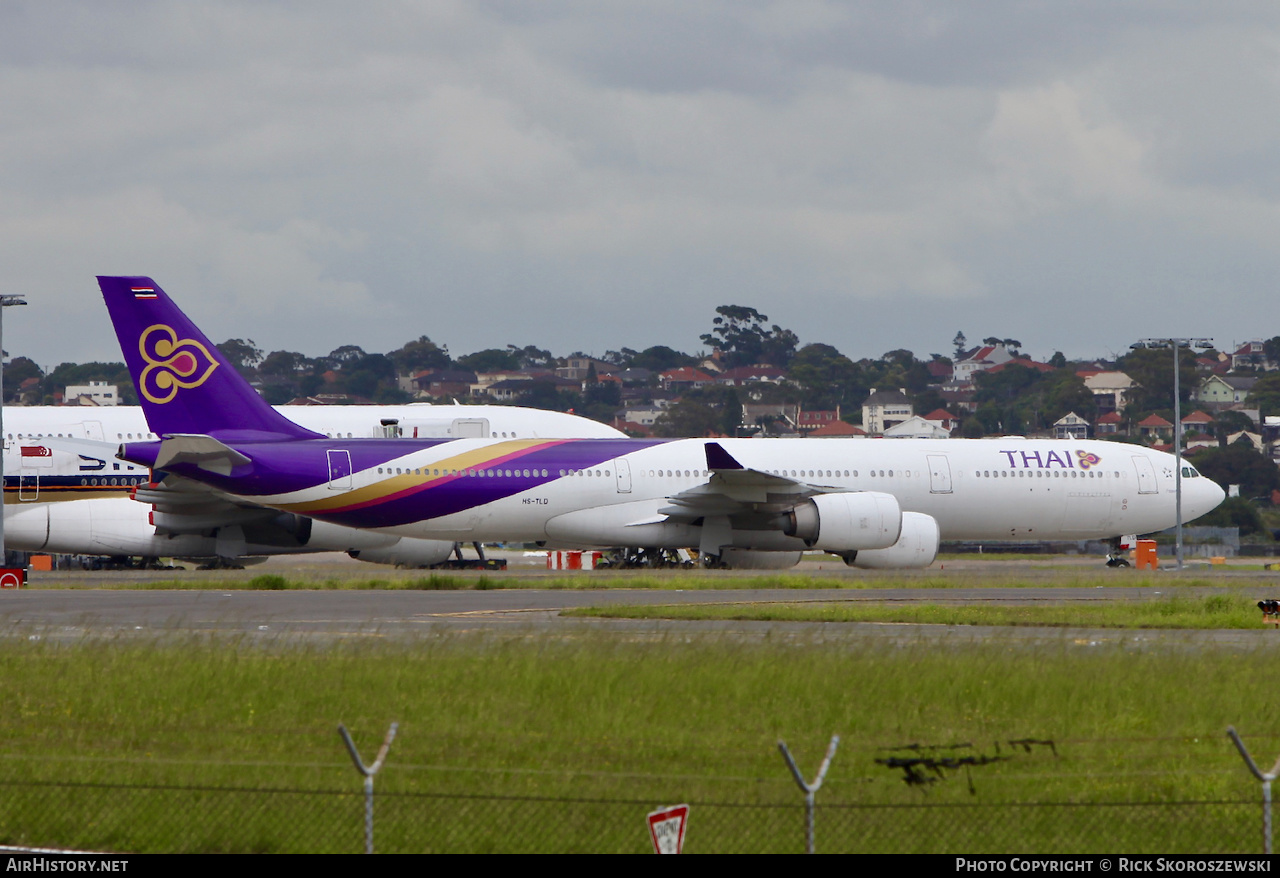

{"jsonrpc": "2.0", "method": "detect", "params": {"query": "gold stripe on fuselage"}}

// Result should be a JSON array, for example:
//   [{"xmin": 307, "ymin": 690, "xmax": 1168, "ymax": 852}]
[{"xmin": 278, "ymin": 439, "xmax": 555, "ymax": 515}]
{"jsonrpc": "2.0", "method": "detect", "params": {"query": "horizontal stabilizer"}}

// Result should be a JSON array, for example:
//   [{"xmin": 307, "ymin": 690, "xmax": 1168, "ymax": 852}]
[
  {"xmin": 15, "ymin": 436, "xmax": 123, "ymax": 465},
  {"xmin": 153, "ymin": 434, "xmax": 251, "ymax": 476}
]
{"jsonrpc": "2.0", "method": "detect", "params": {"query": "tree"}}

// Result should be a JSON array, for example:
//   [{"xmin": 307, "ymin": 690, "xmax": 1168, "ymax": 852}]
[
  {"xmin": 1214, "ymin": 410, "xmax": 1256, "ymax": 443},
  {"xmin": 627, "ymin": 346, "xmax": 697, "ymax": 372},
  {"xmin": 653, "ymin": 399, "xmax": 722, "ymax": 438},
  {"xmin": 1246, "ymin": 373, "xmax": 1280, "ymax": 419},
  {"xmin": 1117, "ymin": 345, "xmax": 1197, "ymax": 413},
  {"xmin": 1185, "ymin": 496, "xmax": 1264, "ymax": 534},
  {"xmin": 457, "ymin": 348, "xmax": 521, "ymax": 373},
  {"xmin": 258, "ymin": 350, "xmax": 311, "ymax": 378},
  {"xmin": 216, "ymin": 338, "xmax": 263, "ymax": 376},
  {"xmin": 342, "ymin": 353, "xmax": 396, "ymax": 399},
  {"xmin": 788, "ymin": 343, "xmax": 863, "ymax": 411},
  {"xmin": 389, "ymin": 336, "xmax": 451, "ymax": 375},
  {"xmin": 508, "ymin": 345, "xmax": 554, "ymax": 369},
  {"xmin": 1189, "ymin": 443, "xmax": 1280, "ymax": 499},
  {"xmin": 700, "ymin": 305, "xmax": 798, "ymax": 368},
  {"xmin": 326, "ymin": 345, "xmax": 367, "ymax": 368},
  {"xmin": 3, "ymin": 356, "xmax": 42, "ymax": 402},
  {"xmin": 952, "ymin": 331, "xmax": 968, "ymax": 359}
]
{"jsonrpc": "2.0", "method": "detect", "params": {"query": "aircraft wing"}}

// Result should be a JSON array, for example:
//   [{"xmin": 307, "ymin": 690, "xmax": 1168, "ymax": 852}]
[
  {"xmin": 133, "ymin": 474, "xmax": 283, "ymax": 533},
  {"xmin": 656, "ymin": 442, "xmax": 842, "ymax": 523}
]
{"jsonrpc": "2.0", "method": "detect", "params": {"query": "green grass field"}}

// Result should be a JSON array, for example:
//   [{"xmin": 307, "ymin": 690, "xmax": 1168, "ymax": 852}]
[
  {"xmin": 21, "ymin": 563, "xmax": 1258, "ymax": 591},
  {"xmin": 0, "ymin": 628, "xmax": 1277, "ymax": 851},
  {"xmin": 566, "ymin": 593, "xmax": 1280, "ymax": 629}
]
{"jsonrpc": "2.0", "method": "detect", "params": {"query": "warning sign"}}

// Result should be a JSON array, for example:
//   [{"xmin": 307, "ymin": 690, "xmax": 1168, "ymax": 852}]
[{"xmin": 647, "ymin": 804, "xmax": 688, "ymax": 854}]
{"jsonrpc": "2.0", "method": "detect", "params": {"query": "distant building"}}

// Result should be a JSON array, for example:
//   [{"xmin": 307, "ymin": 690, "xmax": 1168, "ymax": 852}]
[
  {"xmin": 1078, "ymin": 371, "xmax": 1134, "ymax": 414},
  {"xmin": 1196, "ymin": 375, "xmax": 1256, "ymax": 408},
  {"xmin": 920, "ymin": 408, "xmax": 960, "ymax": 435},
  {"xmin": 1137, "ymin": 414, "xmax": 1173, "ymax": 443},
  {"xmin": 1053, "ymin": 412, "xmax": 1090, "ymax": 440},
  {"xmin": 952, "ymin": 343, "xmax": 1017, "ymax": 384},
  {"xmin": 1095, "ymin": 412, "xmax": 1124, "ymax": 436},
  {"xmin": 1230, "ymin": 341, "xmax": 1274, "ymax": 371},
  {"xmin": 556, "ymin": 357, "xmax": 614, "ymax": 381},
  {"xmin": 659, "ymin": 367, "xmax": 715, "ymax": 392},
  {"xmin": 862, "ymin": 388, "xmax": 913, "ymax": 436},
  {"xmin": 884, "ymin": 415, "xmax": 951, "ymax": 439},
  {"xmin": 796, "ymin": 409, "xmax": 841, "ymax": 434},
  {"xmin": 64, "ymin": 381, "xmax": 118, "ymax": 406},
  {"xmin": 807, "ymin": 420, "xmax": 867, "ymax": 438}
]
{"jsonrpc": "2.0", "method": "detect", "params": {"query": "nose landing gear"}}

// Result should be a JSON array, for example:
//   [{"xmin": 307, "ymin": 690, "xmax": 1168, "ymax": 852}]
[{"xmin": 1105, "ymin": 536, "xmax": 1131, "ymax": 568}]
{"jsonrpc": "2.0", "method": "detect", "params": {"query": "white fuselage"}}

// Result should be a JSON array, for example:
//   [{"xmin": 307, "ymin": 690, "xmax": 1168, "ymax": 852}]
[
  {"xmin": 249, "ymin": 437, "xmax": 1225, "ymax": 549},
  {"xmin": 3, "ymin": 404, "xmax": 623, "ymax": 560}
]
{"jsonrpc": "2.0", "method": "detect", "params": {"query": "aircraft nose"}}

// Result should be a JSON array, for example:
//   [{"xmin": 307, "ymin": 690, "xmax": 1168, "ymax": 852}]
[{"xmin": 1187, "ymin": 478, "xmax": 1226, "ymax": 520}]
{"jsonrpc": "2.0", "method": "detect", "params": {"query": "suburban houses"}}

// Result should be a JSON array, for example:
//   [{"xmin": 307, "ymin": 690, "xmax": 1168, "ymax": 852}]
[{"xmin": 11, "ymin": 325, "xmax": 1280, "ymax": 483}]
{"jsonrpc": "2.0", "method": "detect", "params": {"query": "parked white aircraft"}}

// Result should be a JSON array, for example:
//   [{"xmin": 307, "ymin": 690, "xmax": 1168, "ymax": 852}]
[
  {"xmin": 3, "ymin": 404, "xmax": 624, "ymax": 566},
  {"xmin": 98, "ymin": 277, "xmax": 1229, "ymax": 571}
]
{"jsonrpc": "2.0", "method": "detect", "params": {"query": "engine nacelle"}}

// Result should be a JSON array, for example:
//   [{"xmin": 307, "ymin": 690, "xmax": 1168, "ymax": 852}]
[
  {"xmin": 545, "ymin": 501, "xmax": 700, "ymax": 548},
  {"xmin": 718, "ymin": 549, "xmax": 803, "ymax": 570},
  {"xmin": 349, "ymin": 539, "xmax": 456, "ymax": 568},
  {"xmin": 782, "ymin": 491, "xmax": 902, "ymax": 553},
  {"xmin": 841, "ymin": 512, "xmax": 940, "ymax": 569}
]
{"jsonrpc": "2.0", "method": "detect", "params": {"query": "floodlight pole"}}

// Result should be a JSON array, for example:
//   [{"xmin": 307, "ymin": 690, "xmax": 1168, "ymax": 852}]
[
  {"xmin": 1228, "ymin": 726, "xmax": 1280, "ymax": 853},
  {"xmin": 0, "ymin": 296, "xmax": 28, "ymax": 566},
  {"xmin": 779, "ymin": 735, "xmax": 839, "ymax": 854},
  {"xmin": 339, "ymin": 721, "xmax": 398, "ymax": 854},
  {"xmin": 1133, "ymin": 337, "xmax": 1212, "ymax": 571}
]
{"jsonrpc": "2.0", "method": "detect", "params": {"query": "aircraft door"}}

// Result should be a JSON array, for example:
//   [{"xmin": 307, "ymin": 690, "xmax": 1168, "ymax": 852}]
[
  {"xmin": 452, "ymin": 418, "xmax": 490, "ymax": 439},
  {"xmin": 18, "ymin": 474, "xmax": 37, "ymax": 502},
  {"xmin": 927, "ymin": 454, "xmax": 953, "ymax": 494},
  {"xmin": 615, "ymin": 459, "xmax": 632, "ymax": 494},
  {"xmin": 327, "ymin": 450, "xmax": 353, "ymax": 491},
  {"xmin": 82, "ymin": 421, "xmax": 104, "ymax": 441},
  {"xmin": 1131, "ymin": 455, "xmax": 1158, "ymax": 494}
]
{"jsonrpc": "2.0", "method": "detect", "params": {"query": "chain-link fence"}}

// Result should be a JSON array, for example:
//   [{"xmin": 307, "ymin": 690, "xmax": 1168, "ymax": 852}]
[{"xmin": 0, "ymin": 778, "xmax": 1262, "ymax": 853}]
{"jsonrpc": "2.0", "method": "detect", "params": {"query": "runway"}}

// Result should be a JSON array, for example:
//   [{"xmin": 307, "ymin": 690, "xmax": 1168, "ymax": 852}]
[{"xmin": 4, "ymin": 585, "xmax": 1280, "ymax": 650}]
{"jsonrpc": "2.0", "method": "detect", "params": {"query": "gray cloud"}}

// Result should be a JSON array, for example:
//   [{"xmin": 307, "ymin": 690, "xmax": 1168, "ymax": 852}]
[{"xmin": 3, "ymin": 1, "xmax": 1280, "ymax": 370}]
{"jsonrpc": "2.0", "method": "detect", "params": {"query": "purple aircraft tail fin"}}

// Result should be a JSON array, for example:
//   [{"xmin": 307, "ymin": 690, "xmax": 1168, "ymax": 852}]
[{"xmin": 98, "ymin": 276, "xmax": 321, "ymax": 440}]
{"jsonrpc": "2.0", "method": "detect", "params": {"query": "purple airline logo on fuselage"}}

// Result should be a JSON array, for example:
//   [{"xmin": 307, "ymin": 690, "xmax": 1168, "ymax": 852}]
[
  {"xmin": 997, "ymin": 449, "xmax": 1102, "ymax": 470},
  {"xmin": 138, "ymin": 324, "xmax": 220, "ymax": 404}
]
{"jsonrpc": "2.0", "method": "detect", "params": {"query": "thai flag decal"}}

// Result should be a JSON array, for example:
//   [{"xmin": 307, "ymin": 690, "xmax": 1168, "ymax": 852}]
[{"xmin": 131, "ymin": 287, "xmax": 157, "ymax": 299}]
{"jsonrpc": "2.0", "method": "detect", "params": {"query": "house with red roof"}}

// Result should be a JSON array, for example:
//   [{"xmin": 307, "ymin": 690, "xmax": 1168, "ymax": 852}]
[
  {"xmin": 715, "ymin": 365, "xmax": 788, "ymax": 386},
  {"xmin": 659, "ymin": 367, "xmax": 715, "ymax": 392},
  {"xmin": 1230, "ymin": 341, "xmax": 1274, "ymax": 371},
  {"xmin": 921, "ymin": 408, "xmax": 960, "ymax": 435},
  {"xmin": 796, "ymin": 409, "xmax": 842, "ymax": 434},
  {"xmin": 1137, "ymin": 413, "xmax": 1173, "ymax": 443},
  {"xmin": 1095, "ymin": 411, "xmax": 1124, "ymax": 436},
  {"xmin": 807, "ymin": 420, "xmax": 867, "ymax": 438},
  {"xmin": 952, "ymin": 343, "xmax": 1016, "ymax": 383}
]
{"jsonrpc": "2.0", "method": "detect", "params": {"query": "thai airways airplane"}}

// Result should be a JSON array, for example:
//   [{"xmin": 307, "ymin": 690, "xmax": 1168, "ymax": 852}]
[
  {"xmin": 4, "ymin": 403, "xmax": 623, "ymax": 567},
  {"xmin": 98, "ymin": 276, "xmax": 1225, "ymax": 570}
]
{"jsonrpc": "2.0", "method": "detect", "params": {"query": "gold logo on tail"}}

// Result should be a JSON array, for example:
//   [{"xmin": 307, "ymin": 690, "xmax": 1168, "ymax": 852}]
[{"xmin": 138, "ymin": 325, "xmax": 219, "ymax": 404}]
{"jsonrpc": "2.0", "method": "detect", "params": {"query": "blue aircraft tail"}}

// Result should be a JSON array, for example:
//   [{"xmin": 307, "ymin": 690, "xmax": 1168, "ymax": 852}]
[{"xmin": 98, "ymin": 276, "xmax": 321, "ymax": 441}]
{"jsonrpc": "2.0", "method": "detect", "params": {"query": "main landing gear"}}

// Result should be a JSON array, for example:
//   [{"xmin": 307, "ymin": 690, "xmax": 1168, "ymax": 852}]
[{"xmin": 596, "ymin": 548, "xmax": 695, "ymax": 569}]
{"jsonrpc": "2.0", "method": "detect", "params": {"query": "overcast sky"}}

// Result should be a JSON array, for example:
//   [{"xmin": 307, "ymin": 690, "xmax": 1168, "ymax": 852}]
[{"xmin": 4, "ymin": 1, "xmax": 1280, "ymax": 370}]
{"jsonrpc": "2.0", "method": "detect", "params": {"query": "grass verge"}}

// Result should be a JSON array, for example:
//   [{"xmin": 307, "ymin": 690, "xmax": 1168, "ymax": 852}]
[
  {"xmin": 564, "ymin": 593, "xmax": 1277, "ymax": 629},
  {"xmin": 0, "ymin": 631, "xmax": 1275, "ymax": 851}
]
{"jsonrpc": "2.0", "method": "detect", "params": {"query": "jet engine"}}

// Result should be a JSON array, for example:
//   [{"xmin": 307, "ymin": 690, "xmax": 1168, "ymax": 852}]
[
  {"xmin": 781, "ymin": 491, "xmax": 902, "ymax": 553},
  {"xmin": 348, "ymin": 541, "xmax": 456, "ymax": 568},
  {"xmin": 840, "ymin": 512, "xmax": 940, "ymax": 569}
]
